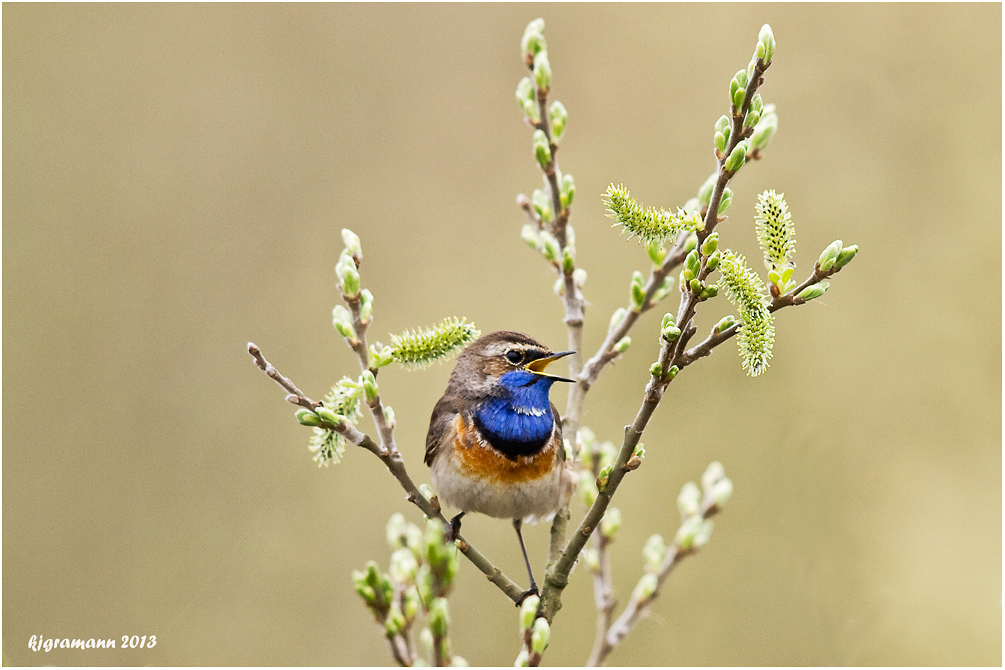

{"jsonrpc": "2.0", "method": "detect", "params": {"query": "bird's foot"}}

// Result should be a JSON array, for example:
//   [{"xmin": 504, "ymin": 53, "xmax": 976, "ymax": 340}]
[{"xmin": 445, "ymin": 512, "xmax": 465, "ymax": 544}]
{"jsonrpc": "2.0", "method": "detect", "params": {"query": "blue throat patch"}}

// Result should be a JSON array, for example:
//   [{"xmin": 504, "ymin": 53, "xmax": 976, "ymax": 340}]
[{"xmin": 473, "ymin": 370, "xmax": 556, "ymax": 460}]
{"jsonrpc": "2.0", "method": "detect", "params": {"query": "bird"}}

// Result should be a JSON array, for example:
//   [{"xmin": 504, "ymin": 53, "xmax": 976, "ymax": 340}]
[{"xmin": 424, "ymin": 331, "xmax": 577, "ymax": 603}]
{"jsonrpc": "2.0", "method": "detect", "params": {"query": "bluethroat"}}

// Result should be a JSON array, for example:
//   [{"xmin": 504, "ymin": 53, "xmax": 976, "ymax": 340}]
[{"xmin": 424, "ymin": 331, "xmax": 577, "ymax": 602}]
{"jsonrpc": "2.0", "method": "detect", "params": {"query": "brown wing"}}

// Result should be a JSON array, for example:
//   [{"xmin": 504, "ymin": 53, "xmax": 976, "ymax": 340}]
[{"xmin": 424, "ymin": 394, "xmax": 465, "ymax": 466}]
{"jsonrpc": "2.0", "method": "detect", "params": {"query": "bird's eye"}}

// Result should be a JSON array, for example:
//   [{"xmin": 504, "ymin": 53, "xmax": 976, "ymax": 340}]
[{"xmin": 505, "ymin": 350, "xmax": 523, "ymax": 365}]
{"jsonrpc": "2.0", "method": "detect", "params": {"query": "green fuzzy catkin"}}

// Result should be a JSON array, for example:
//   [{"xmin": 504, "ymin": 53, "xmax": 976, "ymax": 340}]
[
  {"xmin": 717, "ymin": 251, "xmax": 774, "ymax": 376},
  {"xmin": 391, "ymin": 317, "xmax": 481, "ymax": 370},
  {"xmin": 754, "ymin": 190, "xmax": 796, "ymax": 269},
  {"xmin": 603, "ymin": 184, "xmax": 700, "ymax": 245}
]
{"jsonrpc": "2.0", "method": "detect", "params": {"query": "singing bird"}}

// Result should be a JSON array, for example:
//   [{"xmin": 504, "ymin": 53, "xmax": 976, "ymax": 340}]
[{"xmin": 424, "ymin": 331, "xmax": 577, "ymax": 601}]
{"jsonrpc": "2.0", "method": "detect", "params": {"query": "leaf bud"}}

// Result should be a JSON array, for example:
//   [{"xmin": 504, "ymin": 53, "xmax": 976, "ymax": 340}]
[
  {"xmin": 390, "ymin": 547, "xmax": 419, "ymax": 585},
  {"xmin": 730, "ymin": 69, "xmax": 749, "ymax": 109},
  {"xmin": 601, "ymin": 507, "xmax": 623, "ymax": 538},
  {"xmin": 647, "ymin": 240, "xmax": 668, "ymax": 266},
  {"xmin": 572, "ymin": 267, "xmax": 587, "ymax": 289},
  {"xmin": 701, "ymin": 285, "xmax": 718, "ymax": 300},
  {"xmin": 652, "ymin": 276, "xmax": 674, "ymax": 304},
  {"xmin": 531, "ymin": 617, "xmax": 550, "ymax": 654},
  {"xmin": 718, "ymin": 188, "xmax": 733, "ymax": 215},
  {"xmin": 609, "ymin": 307, "xmax": 628, "ymax": 332},
  {"xmin": 428, "ymin": 597, "xmax": 449, "ymax": 637},
  {"xmin": 403, "ymin": 587, "xmax": 420, "ymax": 623},
  {"xmin": 533, "ymin": 51, "xmax": 551, "ymax": 91},
  {"xmin": 751, "ymin": 111, "xmax": 778, "ymax": 151},
  {"xmin": 531, "ymin": 188, "xmax": 553, "ymax": 223},
  {"xmin": 714, "ymin": 114, "xmax": 730, "ymax": 135},
  {"xmin": 341, "ymin": 227, "xmax": 362, "ymax": 258},
  {"xmin": 538, "ymin": 230, "xmax": 560, "ymax": 262},
  {"xmin": 817, "ymin": 239, "xmax": 843, "ymax": 271},
  {"xmin": 315, "ymin": 406, "xmax": 344, "ymax": 427},
  {"xmin": 661, "ymin": 312, "xmax": 676, "ymax": 329},
  {"xmin": 751, "ymin": 93, "xmax": 763, "ymax": 113},
  {"xmin": 666, "ymin": 365, "xmax": 679, "ymax": 380},
  {"xmin": 419, "ymin": 483, "xmax": 436, "ymax": 504},
  {"xmin": 520, "ymin": 224, "xmax": 541, "ymax": 251},
  {"xmin": 683, "ymin": 232, "xmax": 699, "ymax": 254},
  {"xmin": 710, "ymin": 476, "xmax": 734, "ymax": 508},
  {"xmin": 332, "ymin": 305, "xmax": 357, "ymax": 340},
  {"xmin": 336, "ymin": 256, "xmax": 361, "ymax": 298},
  {"xmin": 384, "ymin": 604, "xmax": 406, "ymax": 638},
  {"xmin": 725, "ymin": 140, "xmax": 747, "ymax": 173},
  {"xmin": 684, "ymin": 249, "xmax": 700, "ymax": 281},
  {"xmin": 579, "ymin": 475, "xmax": 598, "ymax": 507},
  {"xmin": 362, "ymin": 370, "xmax": 379, "ymax": 403},
  {"xmin": 649, "ymin": 361, "xmax": 663, "ymax": 378},
  {"xmin": 549, "ymin": 100, "xmax": 568, "ymax": 142},
  {"xmin": 700, "ymin": 232, "xmax": 720, "ymax": 256},
  {"xmin": 596, "ymin": 463, "xmax": 613, "ymax": 492},
  {"xmin": 632, "ymin": 573, "xmax": 658, "ymax": 603},
  {"xmin": 706, "ymin": 250, "xmax": 721, "ymax": 272},
  {"xmin": 743, "ymin": 107, "xmax": 761, "ymax": 130},
  {"xmin": 521, "ymin": 18, "xmax": 547, "ymax": 60},
  {"xmin": 358, "ymin": 288, "xmax": 374, "ymax": 322},
  {"xmin": 796, "ymin": 281, "xmax": 829, "ymax": 302},
  {"xmin": 758, "ymin": 24, "xmax": 775, "ymax": 63},
  {"xmin": 560, "ymin": 172, "xmax": 575, "ymax": 209},
  {"xmin": 662, "ymin": 325, "xmax": 681, "ymax": 342},
  {"xmin": 714, "ymin": 131, "xmax": 727, "ymax": 155},
  {"xmin": 386, "ymin": 513, "xmax": 408, "ymax": 549},
  {"xmin": 702, "ymin": 461, "xmax": 726, "ymax": 492},
  {"xmin": 532, "ymin": 129, "xmax": 551, "ymax": 168},
  {"xmin": 834, "ymin": 244, "xmax": 859, "ymax": 269},
  {"xmin": 714, "ymin": 314, "xmax": 737, "ymax": 333},
  {"xmin": 562, "ymin": 246, "xmax": 576, "ymax": 274},
  {"xmin": 519, "ymin": 595, "xmax": 541, "ymax": 633},
  {"xmin": 514, "ymin": 648, "xmax": 530, "ymax": 667},
  {"xmin": 630, "ymin": 282, "xmax": 646, "ymax": 312},
  {"xmin": 296, "ymin": 408, "xmax": 322, "ymax": 427},
  {"xmin": 675, "ymin": 515, "xmax": 703, "ymax": 550},
  {"xmin": 677, "ymin": 481, "xmax": 701, "ymax": 518},
  {"xmin": 515, "ymin": 77, "xmax": 538, "ymax": 122},
  {"xmin": 643, "ymin": 534, "xmax": 667, "ymax": 572},
  {"xmin": 693, "ymin": 519, "xmax": 714, "ymax": 548},
  {"xmin": 613, "ymin": 336, "xmax": 631, "ymax": 354},
  {"xmin": 370, "ymin": 342, "xmax": 395, "ymax": 369}
]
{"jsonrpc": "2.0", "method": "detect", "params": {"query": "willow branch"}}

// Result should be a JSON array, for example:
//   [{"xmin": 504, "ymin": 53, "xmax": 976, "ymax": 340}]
[{"xmin": 247, "ymin": 343, "xmax": 525, "ymax": 603}]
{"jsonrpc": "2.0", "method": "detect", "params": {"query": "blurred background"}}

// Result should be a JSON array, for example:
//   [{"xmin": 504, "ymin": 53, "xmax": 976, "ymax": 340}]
[{"xmin": 3, "ymin": 4, "xmax": 1001, "ymax": 666}]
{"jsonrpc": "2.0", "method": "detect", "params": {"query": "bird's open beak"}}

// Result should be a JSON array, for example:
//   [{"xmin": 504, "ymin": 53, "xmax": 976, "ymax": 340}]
[{"xmin": 525, "ymin": 350, "xmax": 576, "ymax": 382}]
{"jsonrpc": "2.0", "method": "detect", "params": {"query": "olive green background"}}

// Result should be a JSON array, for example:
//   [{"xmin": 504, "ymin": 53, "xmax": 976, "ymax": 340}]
[{"xmin": 3, "ymin": 3, "xmax": 1001, "ymax": 666}]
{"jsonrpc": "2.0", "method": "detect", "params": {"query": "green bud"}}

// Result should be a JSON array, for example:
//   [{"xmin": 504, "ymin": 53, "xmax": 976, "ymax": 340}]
[
  {"xmin": 711, "ymin": 476, "xmax": 734, "ymax": 508},
  {"xmin": 332, "ymin": 305, "xmax": 357, "ymax": 340},
  {"xmin": 538, "ymin": 230, "xmax": 560, "ymax": 262},
  {"xmin": 384, "ymin": 604, "xmax": 406, "ymax": 637},
  {"xmin": 362, "ymin": 370, "xmax": 378, "ymax": 403},
  {"xmin": 583, "ymin": 548, "xmax": 601, "ymax": 572},
  {"xmin": 337, "ymin": 257, "xmax": 361, "ymax": 298},
  {"xmin": 702, "ymin": 461, "xmax": 726, "ymax": 492},
  {"xmin": 817, "ymin": 239, "xmax": 843, "ymax": 271},
  {"xmin": 677, "ymin": 481, "xmax": 701, "ymax": 517},
  {"xmin": 730, "ymin": 69, "xmax": 749, "ymax": 109},
  {"xmin": 514, "ymin": 648, "xmax": 530, "ymax": 667},
  {"xmin": 744, "ymin": 107, "xmax": 761, "ymax": 130},
  {"xmin": 609, "ymin": 307, "xmax": 628, "ymax": 332},
  {"xmin": 419, "ymin": 483, "xmax": 436, "ymax": 504},
  {"xmin": 428, "ymin": 597, "xmax": 449, "ymax": 637},
  {"xmin": 370, "ymin": 342, "xmax": 395, "ymax": 369},
  {"xmin": 562, "ymin": 246, "xmax": 575, "ymax": 274},
  {"xmin": 697, "ymin": 172, "xmax": 717, "ymax": 207},
  {"xmin": 419, "ymin": 627, "xmax": 434, "ymax": 654},
  {"xmin": 683, "ymin": 232, "xmax": 699, "ymax": 254},
  {"xmin": 531, "ymin": 188, "xmax": 553, "ymax": 223},
  {"xmin": 643, "ymin": 534, "xmax": 667, "ymax": 572},
  {"xmin": 632, "ymin": 573, "xmax": 658, "ymax": 603},
  {"xmin": 549, "ymin": 100, "xmax": 567, "ymax": 142},
  {"xmin": 715, "ymin": 315, "xmax": 736, "ymax": 333},
  {"xmin": 533, "ymin": 51, "xmax": 551, "ymax": 91},
  {"xmin": 685, "ymin": 249, "xmax": 700, "ymax": 280},
  {"xmin": 666, "ymin": 365, "xmax": 679, "ymax": 380},
  {"xmin": 630, "ymin": 273, "xmax": 646, "ymax": 310},
  {"xmin": 714, "ymin": 114, "xmax": 730, "ymax": 135},
  {"xmin": 714, "ymin": 131, "xmax": 727, "ymax": 155},
  {"xmin": 315, "ymin": 406, "xmax": 343, "ymax": 427},
  {"xmin": 601, "ymin": 507, "xmax": 622, "ymax": 538},
  {"xmin": 701, "ymin": 285, "xmax": 719, "ymax": 300},
  {"xmin": 519, "ymin": 595, "xmax": 540, "ymax": 632},
  {"xmin": 649, "ymin": 362, "xmax": 663, "ymax": 378},
  {"xmin": 647, "ymin": 240, "xmax": 668, "ymax": 266},
  {"xmin": 596, "ymin": 463, "xmax": 613, "ymax": 491},
  {"xmin": 390, "ymin": 547, "xmax": 419, "ymax": 585},
  {"xmin": 515, "ymin": 77, "xmax": 538, "ymax": 122},
  {"xmin": 751, "ymin": 111, "xmax": 778, "ymax": 151},
  {"xmin": 532, "ymin": 129, "xmax": 551, "ymax": 168},
  {"xmin": 560, "ymin": 172, "xmax": 575, "ymax": 209},
  {"xmin": 701, "ymin": 232, "xmax": 719, "ymax": 256},
  {"xmin": 661, "ymin": 312, "xmax": 676, "ymax": 329},
  {"xmin": 352, "ymin": 570, "xmax": 377, "ymax": 605},
  {"xmin": 662, "ymin": 325, "xmax": 681, "ymax": 342},
  {"xmin": 572, "ymin": 267, "xmax": 587, "ymax": 288},
  {"xmin": 403, "ymin": 587, "xmax": 420, "ymax": 623},
  {"xmin": 718, "ymin": 188, "xmax": 733, "ymax": 216},
  {"xmin": 341, "ymin": 228, "xmax": 362, "ymax": 258},
  {"xmin": 694, "ymin": 519, "xmax": 714, "ymax": 548},
  {"xmin": 706, "ymin": 250, "xmax": 721, "ymax": 272},
  {"xmin": 834, "ymin": 244, "xmax": 858, "ymax": 269},
  {"xmin": 751, "ymin": 93, "xmax": 763, "ymax": 113},
  {"xmin": 296, "ymin": 408, "xmax": 322, "ymax": 426},
  {"xmin": 725, "ymin": 141, "xmax": 747, "ymax": 173},
  {"xmin": 675, "ymin": 515, "xmax": 703, "ymax": 550},
  {"xmin": 358, "ymin": 288, "xmax": 374, "ymax": 322},
  {"xmin": 521, "ymin": 18, "xmax": 547, "ymax": 60},
  {"xmin": 531, "ymin": 617, "xmax": 550, "ymax": 654},
  {"xmin": 796, "ymin": 281, "xmax": 829, "ymax": 302},
  {"xmin": 758, "ymin": 24, "xmax": 775, "ymax": 63},
  {"xmin": 386, "ymin": 513, "xmax": 408, "ymax": 549}
]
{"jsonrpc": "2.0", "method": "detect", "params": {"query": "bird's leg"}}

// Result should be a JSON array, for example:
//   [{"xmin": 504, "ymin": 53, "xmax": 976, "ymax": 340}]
[
  {"xmin": 513, "ymin": 519, "xmax": 539, "ymax": 606},
  {"xmin": 446, "ymin": 512, "xmax": 465, "ymax": 543}
]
